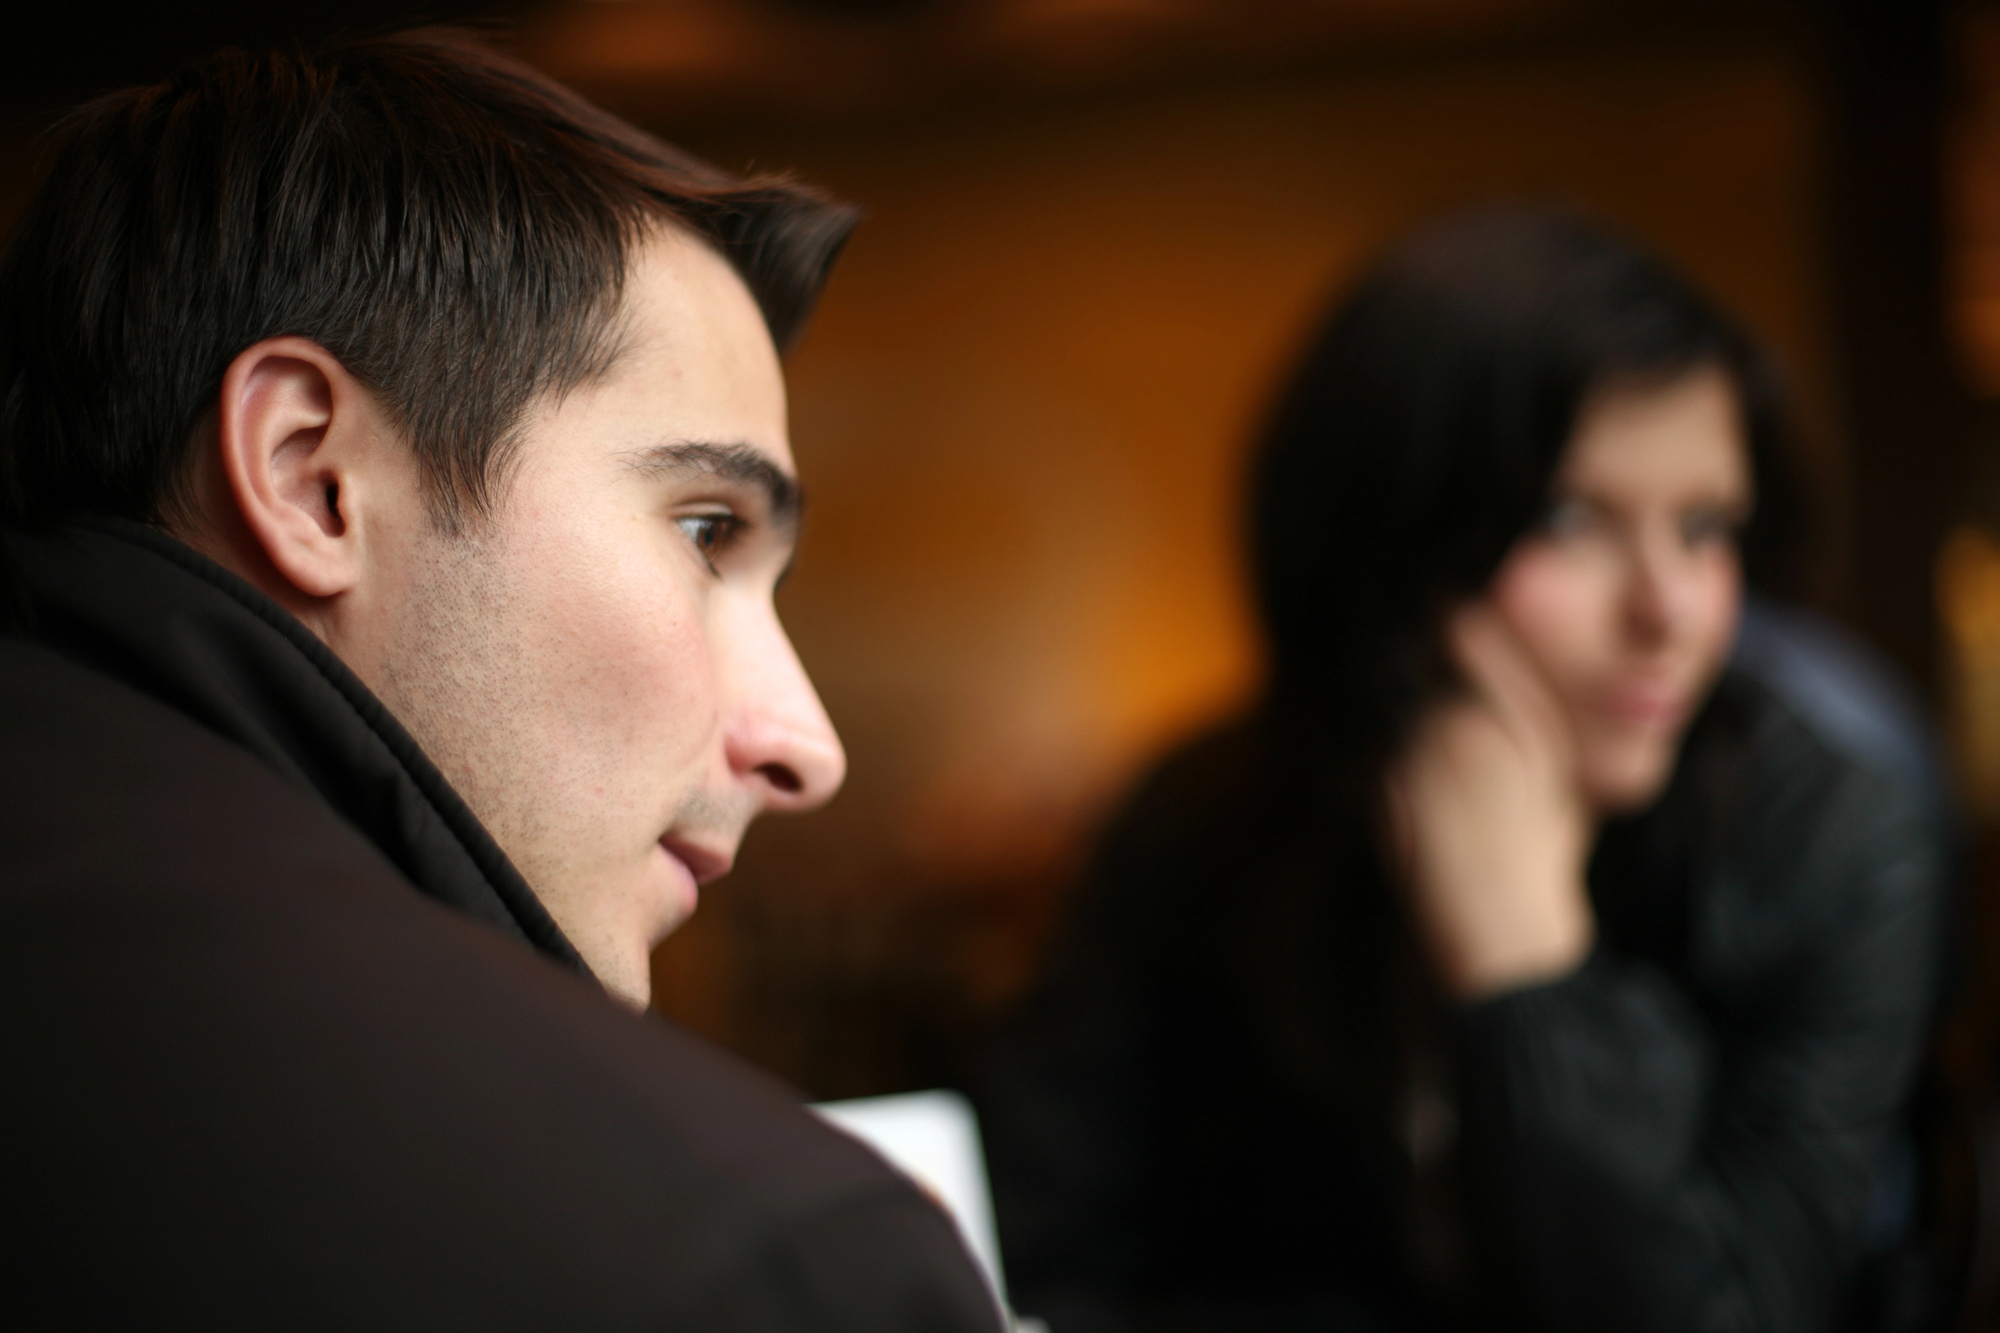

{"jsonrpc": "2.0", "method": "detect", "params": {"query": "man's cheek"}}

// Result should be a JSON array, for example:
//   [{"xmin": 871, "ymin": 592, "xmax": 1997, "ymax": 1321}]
[{"xmin": 611, "ymin": 621, "xmax": 721, "ymax": 767}]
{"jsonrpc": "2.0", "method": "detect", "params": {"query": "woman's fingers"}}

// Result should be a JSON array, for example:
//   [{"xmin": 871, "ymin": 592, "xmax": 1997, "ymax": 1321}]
[
  {"xmin": 1389, "ymin": 690, "xmax": 1594, "ymax": 998},
  {"xmin": 1445, "ymin": 601, "xmax": 1577, "ymax": 779},
  {"xmin": 1387, "ymin": 604, "xmax": 1596, "ymax": 998}
]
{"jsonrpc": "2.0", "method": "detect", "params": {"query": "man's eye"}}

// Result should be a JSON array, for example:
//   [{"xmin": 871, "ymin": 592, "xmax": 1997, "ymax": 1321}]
[{"xmin": 675, "ymin": 512, "xmax": 743, "ymax": 561}]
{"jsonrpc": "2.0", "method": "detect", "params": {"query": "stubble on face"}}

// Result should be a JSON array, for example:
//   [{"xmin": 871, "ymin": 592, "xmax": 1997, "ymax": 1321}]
[
  {"xmin": 346, "ymin": 227, "xmax": 830, "ymax": 1010},
  {"xmin": 372, "ymin": 515, "xmax": 728, "ymax": 1001},
  {"xmin": 376, "ymin": 520, "xmax": 572, "ymax": 906}
]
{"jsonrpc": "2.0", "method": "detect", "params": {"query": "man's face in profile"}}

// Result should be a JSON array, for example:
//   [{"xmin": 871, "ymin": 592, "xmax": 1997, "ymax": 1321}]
[{"xmin": 371, "ymin": 226, "xmax": 846, "ymax": 1008}]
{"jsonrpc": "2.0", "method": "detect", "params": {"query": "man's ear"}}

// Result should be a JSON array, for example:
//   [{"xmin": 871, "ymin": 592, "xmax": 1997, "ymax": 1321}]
[{"xmin": 212, "ymin": 336, "xmax": 383, "ymax": 601}]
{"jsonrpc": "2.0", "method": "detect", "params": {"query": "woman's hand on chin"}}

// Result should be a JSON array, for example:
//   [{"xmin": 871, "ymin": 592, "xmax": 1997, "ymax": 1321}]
[{"xmin": 1388, "ymin": 602, "xmax": 1596, "ymax": 1000}]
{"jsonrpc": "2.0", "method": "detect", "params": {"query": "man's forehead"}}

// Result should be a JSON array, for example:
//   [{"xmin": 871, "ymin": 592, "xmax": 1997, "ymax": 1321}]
[
  {"xmin": 629, "ymin": 225, "xmax": 774, "ymax": 352},
  {"xmin": 609, "ymin": 228, "xmax": 790, "ymax": 438}
]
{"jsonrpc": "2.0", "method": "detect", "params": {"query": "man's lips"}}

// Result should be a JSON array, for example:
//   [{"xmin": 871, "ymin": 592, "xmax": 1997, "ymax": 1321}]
[{"xmin": 660, "ymin": 836, "xmax": 733, "ymax": 885}]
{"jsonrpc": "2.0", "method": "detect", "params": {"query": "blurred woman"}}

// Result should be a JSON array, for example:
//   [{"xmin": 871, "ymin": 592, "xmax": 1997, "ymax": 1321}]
[{"xmin": 980, "ymin": 207, "xmax": 1950, "ymax": 1332}]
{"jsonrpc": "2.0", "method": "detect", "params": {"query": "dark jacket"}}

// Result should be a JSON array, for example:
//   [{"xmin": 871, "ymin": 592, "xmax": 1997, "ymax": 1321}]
[
  {"xmin": 980, "ymin": 652, "xmax": 1947, "ymax": 1332},
  {"xmin": 0, "ymin": 517, "xmax": 1003, "ymax": 1332}
]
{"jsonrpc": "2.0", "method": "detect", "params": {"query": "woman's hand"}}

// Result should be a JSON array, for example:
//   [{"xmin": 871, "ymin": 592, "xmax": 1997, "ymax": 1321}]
[{"xmin": 1388, "ymin": 603, "xmax": 1596, "ymax": 1000}]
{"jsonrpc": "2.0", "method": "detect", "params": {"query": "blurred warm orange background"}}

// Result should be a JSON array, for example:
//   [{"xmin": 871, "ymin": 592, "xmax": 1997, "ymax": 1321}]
[{"xmin": 582, "ymin": 5, "xmax": 1840, "ymax": 1095}]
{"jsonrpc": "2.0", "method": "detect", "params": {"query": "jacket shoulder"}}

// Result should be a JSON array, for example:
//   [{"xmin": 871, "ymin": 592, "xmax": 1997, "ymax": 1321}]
[
  {"xmin": 1684, "ymin": 669, "xmax": 1948, "ymax": 989},
  {"xmin": 0, "ymin": 641, "xmax": 997, "ymax": 1330}
]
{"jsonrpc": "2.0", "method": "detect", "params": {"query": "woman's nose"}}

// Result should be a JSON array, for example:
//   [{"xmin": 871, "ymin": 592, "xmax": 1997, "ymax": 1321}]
[{"xmin": 1623, "ymin": 532, "xmax": 1690, "ymax": 645}]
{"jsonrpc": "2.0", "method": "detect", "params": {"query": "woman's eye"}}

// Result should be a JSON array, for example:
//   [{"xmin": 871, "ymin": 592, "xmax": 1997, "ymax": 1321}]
[
  {"xmin": 1540, "ymin": 498, "xmax": 1595, "ymax": 539},
  {"xmin": 675, "ymin": 512, "xmax": 743, "ymax": 562},
  {"xmin": 1681, "ymin": 506, "xmax": 1742, "ymax": 548}
]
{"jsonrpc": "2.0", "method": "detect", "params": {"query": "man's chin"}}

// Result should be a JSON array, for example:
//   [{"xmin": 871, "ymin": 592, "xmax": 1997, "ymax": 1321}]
[
  {"xmin": 583, "ymin": 947, "xmax": 654, "ymax": 1011},
  {"xmin": 655, "ymin": 898, "xmax": 698, "ymax": 945}
]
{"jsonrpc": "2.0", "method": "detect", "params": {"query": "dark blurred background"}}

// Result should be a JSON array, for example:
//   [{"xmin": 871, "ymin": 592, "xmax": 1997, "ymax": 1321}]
[{"xmin": 9, "ymin": 0, "xmax": 2000, "ymax": 1110}]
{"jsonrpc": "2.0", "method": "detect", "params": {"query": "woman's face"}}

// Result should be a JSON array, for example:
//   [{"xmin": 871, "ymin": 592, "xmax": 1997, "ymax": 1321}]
[{"xmin": 1488, "ymin": 365, "xmax": 1754, "ymax": 815}]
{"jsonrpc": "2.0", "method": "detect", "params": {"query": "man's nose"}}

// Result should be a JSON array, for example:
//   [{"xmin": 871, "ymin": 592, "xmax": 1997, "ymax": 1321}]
[{"xmin": 723, "ymin": 615, "xmax": 846, "ymax": 813}]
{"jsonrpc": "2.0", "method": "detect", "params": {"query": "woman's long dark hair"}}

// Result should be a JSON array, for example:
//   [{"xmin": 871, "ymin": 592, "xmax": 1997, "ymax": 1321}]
[
  {"xmin": 1223, "ymin": 213, "xmax": 1808, "ymax": 1291},
  {"xmin": 1250, "ymin": 205, "xmax": 1803, "ymax": 765}
]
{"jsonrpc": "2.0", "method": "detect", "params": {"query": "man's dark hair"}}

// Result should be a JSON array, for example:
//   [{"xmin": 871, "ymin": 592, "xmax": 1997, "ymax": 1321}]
[
  {"xmin": 1249, "ymin": 203, "xmax": 1806, "ymax": 757},
  {"xmin": 0, "ymin": 28, "xmax": 858, "ymax": 530}
]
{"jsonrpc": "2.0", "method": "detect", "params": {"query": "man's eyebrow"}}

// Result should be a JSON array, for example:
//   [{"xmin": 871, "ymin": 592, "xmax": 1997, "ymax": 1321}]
[{"xmin": 623, "ymin": 441, "xmax": 802, "ymax": 532}]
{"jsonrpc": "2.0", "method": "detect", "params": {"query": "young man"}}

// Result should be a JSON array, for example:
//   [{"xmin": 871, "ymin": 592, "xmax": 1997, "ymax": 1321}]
[{"xmin": 0, "ymin": 30, "xmax": 1000, "ymax": 1329}]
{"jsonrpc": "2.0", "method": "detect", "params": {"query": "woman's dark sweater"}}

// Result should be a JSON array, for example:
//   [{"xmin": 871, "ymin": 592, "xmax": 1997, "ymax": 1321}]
[{"xmin": 980, "ymin": 662, "xmax": 1948, "ymax": 1332}]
